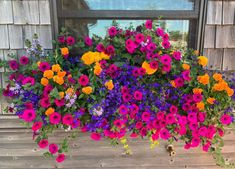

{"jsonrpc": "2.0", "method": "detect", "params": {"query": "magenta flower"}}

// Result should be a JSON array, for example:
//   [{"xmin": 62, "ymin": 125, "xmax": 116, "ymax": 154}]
[
  {"xmin": 49, "ymin": 143, "xmax": 59, "ymax": 154},
  {"xmin": 160, "ymin": 55, "xmax": 172, "ymax": 65},
  {"xmin": 166, "ymin": 114, "xmax": 175, "ymax": 124},
  {"xmin": 134, "ymin": 90, "xmax": 143, "ymax": 101},
  {"xmin": 135, "ymin": 33, "xmax": 145, "ymax": 43},
  {"xmin": 40, "ymin": 97, "xmax": 50, "ymax": 108},
  {"xmin": 49, "ymin": 112, "xmax": 61, "ymax": 125},
  {"xmin": 135, "ymin": 121, "xmax": 143, "ymax": 129},
  {"xmin": 56, "ymin": 154, "xmax": 65, "ymax": 163},
  {"xmin": 122, "ymin": 93, "xmax": 132, "ymax": 102},
  {"xmin": 198, "ymin": 112, "xmax": 206, "ymax": 122},
  {"xmin": 150, "ymin": 60, "xmax": 158, "ymax": 69},
  {"xmin": 174, "ymin": 77, "xmax": 184, "ymax": 87},
  {"xmin": 38, "ymin": 139, "xmax": 48, "ymax": 149},
  {"xmin": 182, "ymin": 70, "xmax": 191, "ymax": 81},
  {"xmin": 172, "ymin": 51, "xmax": 181, "ymax": 60},
  {"xmin": 39, "ymin": 62, "xmax": 50, "ymax": 72},
  {"xmin": 141, "ymin": 112, "xmax": 151, "ymax": 122},
  {"xmin": 22, "ymin": 109, "xmax": 36, "ymax": 122},
  {"xmin": 32, "ymin": 121, "xmax": 43, "ymax": 131},
  {"xmin": 220, "ymin": 114, "xmax": 232, "ymax": 125},
  {"xmin": 156, "ymin": 111, "xmax": 165, "ymax": 120},
  {"xmin": 19, "ymin": 56, "xmax": 29, "ymax": 65},
  {"xmin": 132, "ymin": 68, "xmax": 139, "ymax": 77},
  {"xmin": 58, "ymin": 36, "xmax": 65, "ymax": 43},
  {"xmin": 22, "ymin": 77, "xmax": 35, "ymax": 86},
  {"xmin": 84, "ymin": 36, "xmax": 92, "ymax": 46},
  {"xmin": 62, "ymin": 114, "xmax": 73, "ymax": 125},
  {"xmin": 193, "ymin": 94, "xmax": 203, "ymax": 102},
  {"xmin": 147, "ymin": 42, "xmax": 156, "ymax": 52},
  {"xmin": 130, "ymin": 104, "xmax": 139, "ymax": 114},
  {"xmin": 187, "ymin": 113, "xmax": 197, "ymax": 123},
  {"xmin": 121, "ymin": 86, "xmax": 129, "ymax": 94},
  {"xmin": 145, "ymin": 20, "xmax": 152, "ymax": 29},
  {"xmin": 191, "ymin": 137, "xmax": 200, "ymax": 147},
  {"xmin": 96, "ymin": 43, "xmax": 105, "ymax": 52},
  {"xmin": 156, "ymin": 28, "xmax": 164, "ymax": 37},
  {"xmin": 66, "ymin": 36, "xmax": 75, "ymax": 46},
  {"xmin": 78, "ymin": 75, "xmax": 89, "ymax": 86},
  {"xmin": 114, "ymin": 119, "xmax": 124, "ymax": 129},
  {"xmin": 138, "ymin": 67, "xmax": 146, "ymax": 76},
  {"xmin": 140, "ymin": 127, "xmax": 147, "ymax": 136},
  {"xmin": 106, "ymin": 45, "xmax": 115, "ymax": 55},
  {"xmin": 160, "ymin": 128, "xmax": 171, "ymax": 140},
  {"xmin": 119, "ymin": 105, "xmax": 128, "ymax": 115},
  {"xmin": 90, "ymin": 132, "xmax": 101, "ymax": 141},
  {"xmin": 55, "ymin": 99, "xmax": 65, "ymax": 107},
  {"xmin": 169, "ymin": 105, "xmax": 178, "ymax": 114},
  {"xmin": 177, "ymin": 115, "xmax": 187, "ymax": 125},
  {"xmin": 198, "ymin": 126, "xmax": 208, "ymax": 137},
  {"xmin": 108, "ymin": 26, "xmax": 117, "ymax": 37},
  {"xmin": 162, "ymin": 33, "xmax": 169, "ymax": 41},
  {"xmin": 202, "ymin": 142, "xmax": 211, "ymax": 152},
  {"xmin": 162, "ymin": 40, "xmax": 171, "ymax": 49},
  {"xmin": 8, "ymin": 60, "xmax": 19, "ymax": 70}
]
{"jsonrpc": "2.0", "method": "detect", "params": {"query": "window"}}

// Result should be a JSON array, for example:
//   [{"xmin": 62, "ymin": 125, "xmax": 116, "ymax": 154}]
[{"xmin": 55, "ymin": 0, "xmax": 203, "ymax": 49}]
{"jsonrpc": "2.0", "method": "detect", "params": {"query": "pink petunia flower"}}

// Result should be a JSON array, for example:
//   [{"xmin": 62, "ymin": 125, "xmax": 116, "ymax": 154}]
[
  {"xmin": 134, "ymin": 90, "xmax": 143, "ymax": 101},
  {"xmin": 193, "ymin": 94, "xmax": 203, "ymax": 102},
  {"xmin": 141, "ymin": 112, "xmax": 151, "ymax": 122},
  {"xmin": 19, "ymin": 56, "xmax": 29, "ymax": 65},
  {"xmin": 166, "ymin": 114, "xmax": 176, "ymax": 124},
  {"xmin": 220, "ymin": 114, "xmax": 232, "ymax": 125},
  {"xmin": 62, "ymin": 114, "xmax": 73, "ymax": 125},
  {"xmin": 162, "ymin": 40, "xmax": 171, "ymax": 49},
  {"xmin": 58, "ymin": 36, "xmax": 65, "ymax": 43},
  {"xmin": 160, "ymin": 128, "xmax": 171, "ymax": 140},
  {"xmin": 38, "ymin": 139, "xmax": 48, "ymax": 149},
  {"xmin": 49, "ymin": 143, "xmax": 59, "ymax": 154},
  {"xmin": 138, "ymin": 67, "xmax": 146, "ymax": 76},
  {"xmin": 56, "ymin": 154, "xmax": 65, "ymax": 163},
  {"xmin": 119, "ymin": 105, "xmax": 128, "ymax": 115},
  {"xmin": 191, "ymin": 137, "xmax": 200, "ymax": 147},
  {"xmin": 108, "ymin": 26, "xmax": 117, "ymax": 37},
  {"xmin": 84, "ymin": 36, "xmax": 92, "ymax": 46},
  {"xmin": 32, "ymin": 121, "xmax": 43, "ymax": 131},
  {"xmin": 22, "ymin": 77, "xmax": 35, "ymax": 86},
  {"xmin": 78, "ymin": 75, "xmax": 89, "ymax": 86},
  {"xmin": 49, "ymin": 112, "xmax": 61, "ymax": 124},
  {"xmin": 135, "ymin": 33, "xmax": 145, "ymax": 43},
  {"xmin": 8, "ymin": 60, "xmax": 19, "ymax": 70},
  {"xmin": 170, "ymin": 105, "xmax": 178, "ymax": 114},
  {"xmin": 106, "ymin": 45, "xmax": 115, "ymax": 55},
  {"xmin": 182, "ymin": 70, "xmax": 191, "ymax": 81},
  {"xmin": 160, "ymin": 54, "xmax": 172, "ymax": 65},
  {"xmin": 114, "ymin": 119, "xmax": 124, "ymax": 129},
  {"xmin": 22, "ymin": 109, "xmax": 36, "ymax": 122},
  {"xmin": 90, "ymin": 132, "xmax": 101, "ymax": 141},
  {"xmin": 40, "ymin": 97, "xmax": 50, "ymax": 108},
  {"xmin": 145, "ymin": 20, "xmax": 152, "ymax": 29},
  {"xmin": 147, "ymin": 42, "xmax": 156, "ymax": 52},
  {"xmin": 156, "ymin": 28, "xmax": 164, "ymax": 37},
  {"xmin": 122, "ymin": 93, "xmax": 132, "ymax": 102},
  {"xmin": 198, "ymin": 126, "xmax": 208, "ymax": 137},
  {"xmin": 96, "ymin": 43, "xmax": 105, "ymax": 52},
  {"xmin": 172, "ymin": 51, "xmax": 181, "ymax": 60},
  {"xmin": 39, "ymin": 62, "xmax": 50, "ymax": 72},
  {"xmin": 174, "ymin": 77, "xmax": 184, "ymax": 87},
  {"xmin": 132, "ymin": 68, "xmax": 139, "ymax": 77},
  {"xmin": 66, "ymin": 36, "xmax": 75, "ymax": 46},
  {"xmin": 150, "ymin": 60, "xmax": 158, "ymax": 69},
  {"xmin": 55, "ymin": 98, "xmax": 65, "ymax": 107}
]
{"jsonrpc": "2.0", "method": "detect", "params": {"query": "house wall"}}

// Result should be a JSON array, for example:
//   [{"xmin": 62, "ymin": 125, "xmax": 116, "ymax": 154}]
[
  {"xmin": 0, "ymin": 0, "xmax": 52, "ymax": 114},
  {"xmin": 204, "ymin": 0, "xmax": 235, "ymax": 70}
]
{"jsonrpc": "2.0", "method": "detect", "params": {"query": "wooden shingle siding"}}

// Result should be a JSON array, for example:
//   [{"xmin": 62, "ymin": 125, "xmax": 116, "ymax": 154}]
[
  {"xmin": 207, "ymin": 0, "xmax": 222, "ymax": 25},
  {"xmin": 216, "ymin": 26, "xmax": 235, "ymax": 48},
  {"xmin": 223, "ymin": 1, "xmax": 235, "ymax": 25},
  {"xmin": 203, "ymin": 48, "xmax": 223, "ymax": 70},
  {"xmin": 39, "ymin": 0, "xmax": 51, "ymax": 25},
  {"xmin": 0, "ymin": 50, "xmax": 4, "ymax": 73},
  {"xmin": 23, "ymin": 25, "xmax": 39, "ymax": 48},
  {"xmin": 38, "ymin": 25, "xmax": 53, "ymax": 49},
  {"xmin": 12, "ymin": 0, "xmax": 40, "ymax": 25},
  {"xmin": 204, "ymin": 25, "xmax": 215, "ymax": 48},
  {"xmin": 223, "ymin": 49, "xmax": 235, "ymax": 70},
  {"xmin": 8, "ymin": 25, "xmax": 24, "ymax": 49},
  {"xmin": 0, "ymin": 25, "xmax": 9, "ymax": 49},
  {"xmin": 0, "ymin": 1, "xmax": 13, "ymax": 24}
]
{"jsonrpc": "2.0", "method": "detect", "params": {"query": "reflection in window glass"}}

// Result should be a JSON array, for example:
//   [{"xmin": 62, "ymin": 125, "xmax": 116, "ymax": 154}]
[
  {"xmin": 62, "ymin": 0, "xmax": 195, "ymax": 10},
  {"xmin": 63, "ymin": 19, "xmax": 189, "ymax": 48}
]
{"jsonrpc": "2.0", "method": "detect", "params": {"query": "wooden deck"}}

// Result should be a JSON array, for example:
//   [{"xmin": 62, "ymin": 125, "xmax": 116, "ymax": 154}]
[{"xmin": 0, "ymin": 115, "xmax": 234, "ymax": 169}]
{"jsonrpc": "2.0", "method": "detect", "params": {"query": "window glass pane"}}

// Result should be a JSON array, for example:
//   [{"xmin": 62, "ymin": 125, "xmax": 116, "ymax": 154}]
[
  {"xmin": 62, "ymin": 0, "xmax": 195, "ymax": 10},
  {"xmin": 62, "ymin": 19, "xmax": 189, "ymax": 48}
]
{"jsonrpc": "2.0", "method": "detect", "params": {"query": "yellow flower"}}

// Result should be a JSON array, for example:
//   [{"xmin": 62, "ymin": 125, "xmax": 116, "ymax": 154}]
[
  {"xmin": 105, "ymin": 80, "xmax": 114, "ymax": 90},
  {"xmin": 59, "ymin": 92, "xmax": 64, "ymax": 99},
  {"xmin": 93, "ymin": 52, "xmax": 102, "ymax": 62},
  {"xmin": 100, "ymin": 52, "xmax": 110, "ymax": 60},
  {"xmin": 197, "ymin": 73, "xmax": 209, "ymax": 85},
  {"xmin": 52, "ymin": 64, "xmax": 61, "ymax": 73},
  {"xmin": 198, "ymin": 56, "xmax": 208, "ymax": 67},
  {"xmin": 58, "ymin": 71, "xmax": 66, "ymax": 77},
  {"xmin": 182, "ymin": 63, "xmax": 190, "ymax": 70},
  {"xmin": 45, "ymin": 107, "xmax": 55, "ymax": 116},
  {"xmin": 120, "ymin": 138, "xmax": 127, "ymax": 144},
  {"xmin": 225, "ymin": 87, "xmax": 234, "ymax": 97},
  {"xmin": 207, "ymin": 97, "xmax": 215, "ymax": 104},
  {"xmin": 142, "ymin": 61, "xmax": 157, "ymax": 75},
  {"xmin": 61, "ymin": 47, "xmax": 69, "ymax": 56},
  {"xmin": 194, "ymin": 50, "xmax": 199, "ymax": 55},
  {"xmin": 170, "ymin": 80, "xmax": 176, "ymax": 88},
  {"xmin": 158, "ymin": 51, "xmax": 162, "ymax": 55},
  {"xmin": 66, "ymin": 88, "xmax": 74, "ymax": 95},
  {"xmin": 53, "ymin": 75, "xmax": 64, "ymax": 85},
  {"xmin": 213, "ymin": 73, "xmax": 223, "ymax": 82},
  {"xmin": 41, "ymin": 77, "xmax": 49, "ymax": 86},
  {"xmin": 94, "ymin": 62, "xmax": 102, "ymax": 76},
  {"xmin": 196, "ymin": 102, "xmax": 205, "ymax": 110},
  {"xmin": 193, "ymin": 88, "xmax": 203, "ymax": 94},
  {"xmin": 43, "ymin": 70, "xmax": 54, "ymax": 79},
  {"xmin": 81, "ymin": 51, "xmax": 95, "ymax": 65},
  {"xmin": 37, "ymin": 61, "xmax": 41, "ymax": 67},
  {"xmin": 82, "ymin": 86, "xmax": 93, "ymax": 95}
]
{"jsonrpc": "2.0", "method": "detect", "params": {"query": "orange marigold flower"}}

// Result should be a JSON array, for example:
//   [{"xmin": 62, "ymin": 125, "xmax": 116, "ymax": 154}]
[
  {"xmin": 212, "ymin": 80, "xmax": 228, "ymax": 91},
  {"xmin": 105, "ymin": 80, "xmax": 114, "ymax": 90},
  {"xmin": 198, "ymin": 56, "xmax": 208, "ymax": 67},
  {"xmin": 61, "ymin": 47, "xmax": 69, "ymax": 56},
  {"xmin": 52, "ymin": 64, "xmax": 61, "ymax": 73},
  {"xmin": 45, "ymin": 107, "xmax": 55, "ymax": 116},
  {"xmin": 213, "ymin": 73, "xmax": 223, "ymax": 82},
  {"xmin": 58, "ymin": 71, "xmax": 66, "ymax": 77},
  {"xmin": 196, "ymin": 102, "xmax": 205, "ymax": 110},
  {"xmin": 43, "ymin": 70, "xmax": 54, "ymax": 79},
  {"xmin": 193, "ymin": 88, "xmax": 203, "ymax": 94},
  {"xmin": 41, "ymin": 77, "xmax": 49, "ymax": 86},
  {"xmin": 142, "ymin": 61, "xmax": 157, "ymax": 75},
  {"xmin": 197, "ymin": 73, "xmax": 209, "ymax": 85},
  {"xmin": 81, "ymin": 51, "xmax": 95, "ymax": 65},
  {"xmin": 59, "ymin": 92, "xmax": 64, "ymax": 99},
  {"xmin": 207, "ymin": 97, "xmax": 215, "ymax": 105},
  {"xmin": 53, "ymin": 75, "xmax": 64, "ymax": 85},
  {"xmin": 225, "ymin": 87, "xmax": 234, "ymax": 97},
  {"xmin": 170, "ymin": 80, "xmax": 176, "ymax": 88},
  {"xmin": 182, "ymin": 63, "xmax": 190, "ymax": 70},
  {"xmin": 82, "ymin": 86, "xmax": 93, "ymax": 95},
  {"xmin": 94, "ymin": 62, "xmax": 102, "ymax": 76}
]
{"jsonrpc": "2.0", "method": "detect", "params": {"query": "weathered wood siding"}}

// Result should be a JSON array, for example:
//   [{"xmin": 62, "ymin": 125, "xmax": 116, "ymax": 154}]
[
  {"xmin": 204, "ymin": 0, "xmax": 235, "ymax": 70},
  {"xmin": 0, "ymin": 0, "xmax": 52, "ymax": 114}
]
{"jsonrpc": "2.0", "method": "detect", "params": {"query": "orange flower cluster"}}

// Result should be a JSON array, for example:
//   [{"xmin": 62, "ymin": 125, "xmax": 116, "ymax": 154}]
[{"xmin": 197, "ymin": 73, "xmax": 209, "ymax": 85}]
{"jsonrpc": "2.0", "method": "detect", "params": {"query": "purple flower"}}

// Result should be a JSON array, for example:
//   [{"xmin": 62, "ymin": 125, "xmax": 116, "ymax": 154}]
[
  {"xmin": 19, "ymin": 56, "xmax": 29, "ymax": 65},
  {"xmin": 9, "ymin": 60, "xmax": 19, "ymax": 70},
  {"xmin": 84, "ymin": 36, "xmax": 92, "ymax": 46},
  {"xmin": 66, "ymin": 36, "xmax": 75, "ymax": 46},
  {"xmin": 108, "ymin": 26, "xmax": 117, "ymax": 37}
]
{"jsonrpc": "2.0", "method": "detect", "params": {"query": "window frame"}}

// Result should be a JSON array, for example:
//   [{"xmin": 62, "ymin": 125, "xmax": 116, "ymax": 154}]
[{"xmin": 52, "ymin": 0, "xmax": 205, "ymax": 50}]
